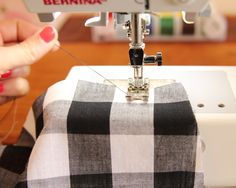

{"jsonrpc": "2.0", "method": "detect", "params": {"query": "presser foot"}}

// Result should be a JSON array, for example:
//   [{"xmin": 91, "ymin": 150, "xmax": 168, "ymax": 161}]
[
  {"xmin": 104, "ymin": 78, "xmax": 176, "ymax": 101},
  {"xmin": 126, "ymin": 78, "xmax": 149, "ymax": 101}
]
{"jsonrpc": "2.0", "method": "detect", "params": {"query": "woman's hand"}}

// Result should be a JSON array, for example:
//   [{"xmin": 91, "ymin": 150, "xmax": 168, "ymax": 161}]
[{"xmin": 0, "ymin": 19, "xmax": 59, "ymax": 105}]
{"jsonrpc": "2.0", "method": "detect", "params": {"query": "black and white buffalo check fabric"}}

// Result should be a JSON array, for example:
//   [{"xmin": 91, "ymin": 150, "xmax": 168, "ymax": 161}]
[{"xmin": 0, "ymin": 80, "xmax": 204, "ymax": 188}]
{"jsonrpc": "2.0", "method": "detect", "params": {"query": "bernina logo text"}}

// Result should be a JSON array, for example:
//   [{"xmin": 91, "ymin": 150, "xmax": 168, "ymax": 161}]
[{"xmin": 43, "ymin": 0, "xmax": 106, "ymax": 5}]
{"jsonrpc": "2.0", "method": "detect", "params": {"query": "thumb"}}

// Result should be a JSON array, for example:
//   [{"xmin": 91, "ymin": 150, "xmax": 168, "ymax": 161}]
[{"xmin": 0, "ymin": 26, "xmax": 58, "ymax": 71}]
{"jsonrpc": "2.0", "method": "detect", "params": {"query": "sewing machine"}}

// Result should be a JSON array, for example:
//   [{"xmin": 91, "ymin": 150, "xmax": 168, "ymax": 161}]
[
  {"xmin": 22, "ymin": 0, "xmax": 236, "ymax": 187},
  {"xmin": 23, "ymin": 0, "xmax": 213, "ymax": 100}
]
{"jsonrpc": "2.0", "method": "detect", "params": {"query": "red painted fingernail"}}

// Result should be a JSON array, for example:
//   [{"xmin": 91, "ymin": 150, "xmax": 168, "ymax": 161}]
[
  {"xmin": 1, "ymin": 70, "xmax": 12, "ymax": 79},
  {"xmin": 39, "ymin": 26, "xmax": 55, "ymax": 43},
  {"xmin": 0, "ymin": 83, "xmax": 4, "ymax": 93}
]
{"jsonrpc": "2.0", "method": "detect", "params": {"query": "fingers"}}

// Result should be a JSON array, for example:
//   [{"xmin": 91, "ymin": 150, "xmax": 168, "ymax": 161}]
[
  {"xmin": 0, "ymin": 19, "xmax": 39, "ymax": 43},
  {"xmin": 52, "ymin": 41, "xmax": 60, "ymax": 52},
  {"xmin": 0, "ymin": 66, "xmax": 31, "ymax": 79},
  {"xmin": 0, "ymin": 26, "xmax": 58, "ymax": 71},
  {"xmin": 0, "ymin": 70, "xmax": 30, "ymax": 105},
  {"xmin": 0, "ymin": 77, "xmax": 30, "ymax": 97},
  {"xmin": 11, "ymin": 66, "xmax": 31, "ymax": 78}
]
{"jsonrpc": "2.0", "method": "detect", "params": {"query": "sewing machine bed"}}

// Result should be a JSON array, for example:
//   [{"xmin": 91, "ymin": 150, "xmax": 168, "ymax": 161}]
[{"xmin": 66, "ymin": 66, "xmax": 236, "ymax": 187}]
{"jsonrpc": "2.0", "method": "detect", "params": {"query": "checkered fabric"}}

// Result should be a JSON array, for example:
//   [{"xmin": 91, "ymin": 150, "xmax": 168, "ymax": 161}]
[
  {"xmin": 0, "ymin": 80, "xmax": 204, "ymax": 188},
  {"xmin": 0, "ymin": 128, "xmax": 34, "ymax": 188}
]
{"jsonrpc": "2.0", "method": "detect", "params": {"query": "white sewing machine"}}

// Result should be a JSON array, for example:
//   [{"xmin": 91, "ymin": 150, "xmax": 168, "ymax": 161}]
[{"xmin": 23, "ymin": 0, "xmax": 236, "ymax": 187}]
